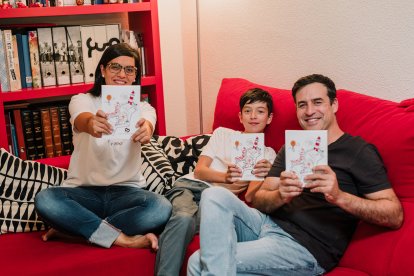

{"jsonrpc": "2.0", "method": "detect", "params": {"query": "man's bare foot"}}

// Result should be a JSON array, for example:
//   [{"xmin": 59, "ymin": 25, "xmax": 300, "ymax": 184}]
[{"xmin": 114, "ymin": 233, "xmax": 158, "ymax": 251}]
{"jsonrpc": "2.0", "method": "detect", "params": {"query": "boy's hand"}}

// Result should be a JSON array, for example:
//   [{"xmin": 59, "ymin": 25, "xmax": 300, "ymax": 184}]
[
  {"xmin": 224, "ymin": 164, "xmax": 242, "ymax": 183},
  {"xmin": 252, "ymin": 159, "xmax": 272, "ymax": 178}
]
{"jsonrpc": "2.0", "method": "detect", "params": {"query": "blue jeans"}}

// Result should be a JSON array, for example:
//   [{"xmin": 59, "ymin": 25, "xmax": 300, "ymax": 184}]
[
  {"xmin": 187, "ymin": 187, "xmax": 325, "ymax": 276},
  {"xmin": 35, "ymin": 185, "xmax": 172, "ymax": 248}
]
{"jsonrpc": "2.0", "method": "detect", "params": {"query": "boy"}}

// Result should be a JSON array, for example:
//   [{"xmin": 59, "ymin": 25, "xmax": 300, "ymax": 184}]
[{"xmin": 155, "ymin": 88, "xmax": 277, "ymax": 276}]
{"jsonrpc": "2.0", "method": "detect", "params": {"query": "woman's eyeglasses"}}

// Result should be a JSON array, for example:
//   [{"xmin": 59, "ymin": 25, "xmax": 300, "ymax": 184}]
[{"xmin": 106, "ymin": 63, "xmax": 138, "ymax": 76}]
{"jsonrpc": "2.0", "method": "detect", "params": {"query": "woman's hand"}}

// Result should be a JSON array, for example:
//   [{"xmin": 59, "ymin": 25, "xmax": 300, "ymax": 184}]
[{"xmin": 131, "ymin": 118, "xmax": 153, "ymax": 143}]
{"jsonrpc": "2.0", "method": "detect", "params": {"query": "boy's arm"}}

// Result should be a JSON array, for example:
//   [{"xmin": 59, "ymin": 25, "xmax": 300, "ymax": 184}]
[{"xmin": 194, "ymin": 155, "xmax": 240, "ymax": 184}]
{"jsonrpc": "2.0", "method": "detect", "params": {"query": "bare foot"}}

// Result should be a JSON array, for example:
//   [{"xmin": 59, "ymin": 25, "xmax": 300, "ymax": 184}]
[
  {"xmin": 114, "ymin": 233, "xmax": 158, "ymax": 251},
  {"xmin": 41, "ymin": 228, "xmax": 85, "ymax": 243}
]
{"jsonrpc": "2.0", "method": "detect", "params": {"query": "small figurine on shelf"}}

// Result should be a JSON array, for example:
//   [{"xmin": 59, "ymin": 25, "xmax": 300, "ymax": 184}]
[
  {"xmin": 16, "ymin": 0, "xmax": 28, "ymax": 8},
  {"xmin": 0, "ymin": 0, "xmax": 13, "ymax": 9},
  {"xmin": 29, "ymin": 1, "xmax": 43, "ymax": 7},
  {"xmin": 76, "ymin": 0, "xmax": 84, "ymax": 5}
]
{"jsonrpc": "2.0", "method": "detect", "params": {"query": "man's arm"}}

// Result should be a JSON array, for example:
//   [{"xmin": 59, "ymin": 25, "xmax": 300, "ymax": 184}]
[
  {"xmin": 250, "ymin": 171, "xmax": 301, "ymax": 213},
  {"xmin": 306, "ymin": 165, "xmax": 403, "ymax": 229}
]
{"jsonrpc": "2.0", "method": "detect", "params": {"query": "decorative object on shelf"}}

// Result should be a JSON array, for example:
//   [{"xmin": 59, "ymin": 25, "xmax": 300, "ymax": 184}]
[{"xmin": 76, "ymin": 0, "xmax": 83, "ymax": 5}]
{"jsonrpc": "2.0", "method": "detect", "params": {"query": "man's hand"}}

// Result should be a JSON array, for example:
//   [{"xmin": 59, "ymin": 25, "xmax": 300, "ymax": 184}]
[
  {"xmin": 279, "ymin": 171, "xmax": 303, "ymax": 203},
  {"xmin": 305, "ymin": 165, "xmax": 342, "ymax": 204},
  {"xmin": 252, "ymin": 159, "xmax": 272, "ymax": 178},
  {"xmin": 87, "ymin": 110, "xmax": 112, "ymax": 138},
  {"xmin": 131, "ymin": 118, "xmax": 153, "ymax": 144}
]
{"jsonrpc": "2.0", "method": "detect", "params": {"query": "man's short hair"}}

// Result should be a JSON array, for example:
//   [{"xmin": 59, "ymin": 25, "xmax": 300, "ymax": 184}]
[
  {"xmin": 292, "ymin": 74, "xmax": 336, "ymax": 104},
  {"xmin": 240, "ymin": 88, "xmax": 273, "ymax": 114}
]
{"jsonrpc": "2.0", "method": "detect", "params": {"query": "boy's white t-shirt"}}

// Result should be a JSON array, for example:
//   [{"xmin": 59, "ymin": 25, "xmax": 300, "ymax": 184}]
[
  {"xmin": 179, "ymin": 127, "xmax": 277, "ymax": 186},
  {"xmin": 62, "ymin": 93, "xmax": 156, "ymax": 188}
]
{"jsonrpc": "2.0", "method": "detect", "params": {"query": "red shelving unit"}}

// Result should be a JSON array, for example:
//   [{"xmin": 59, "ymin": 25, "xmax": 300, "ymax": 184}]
[{"xmin": 0, "ymin": 1, "xmax": 165, "ymax": 155}]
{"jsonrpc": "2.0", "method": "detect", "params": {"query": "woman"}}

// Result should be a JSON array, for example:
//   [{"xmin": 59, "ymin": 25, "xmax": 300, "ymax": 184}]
[{"xmin": 35, "ymin": 43, "xmax": 172, "ymax": 250}]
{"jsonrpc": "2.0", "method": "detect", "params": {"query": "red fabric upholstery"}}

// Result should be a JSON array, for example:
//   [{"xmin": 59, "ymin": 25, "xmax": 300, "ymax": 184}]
[{"xmin": 1, "ymin": 78, "xmax": 413, "ymax": 275}]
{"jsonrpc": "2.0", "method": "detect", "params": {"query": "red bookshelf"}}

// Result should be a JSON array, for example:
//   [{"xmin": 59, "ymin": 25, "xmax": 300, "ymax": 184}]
[{"xmin": 0, "ymin": 1, "xmax": 165, "ymax": 156}]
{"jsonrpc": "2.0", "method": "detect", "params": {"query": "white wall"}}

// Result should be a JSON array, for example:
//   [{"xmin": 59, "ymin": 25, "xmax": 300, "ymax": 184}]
[{"xmin": 159, "ymin": 0, "xmax": 414, "ymax": 135}]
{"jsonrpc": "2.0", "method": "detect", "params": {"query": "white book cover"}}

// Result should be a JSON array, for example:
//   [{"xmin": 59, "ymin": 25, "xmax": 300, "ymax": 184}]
[
  {"xmin": 37, "ymin": 28, "xmax": 57, "ymax": 87},
  {"xmin": 80, "ymin": 25, "xmax": 96, "ymax": 83},
  {"xmin": 231, "ymin": 133, "xmax": 265, "ymax": 181},
  {"xmin": 66, "ymin": 26, "xmax": 84, "ymax": 84},
  {"xmin": 285, "ymin": 130, "xmax": 328, "ymax": 187},
  {"xmin": 101, "ymin": 85, "xmax": 141, "ymax": 140},
  {"xmin": 52, "ymin": 27, "xmax": 71, "ymax": 85}
]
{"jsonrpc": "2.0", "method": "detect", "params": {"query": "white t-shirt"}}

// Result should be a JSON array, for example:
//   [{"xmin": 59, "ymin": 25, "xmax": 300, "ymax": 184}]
[
  {"xmin": 62, "ymin": 93, "xmax": 156, "ymax": 188},
  {"xmin": 179, "ymin": 127, "xmax": 277, "ymax": 186}
]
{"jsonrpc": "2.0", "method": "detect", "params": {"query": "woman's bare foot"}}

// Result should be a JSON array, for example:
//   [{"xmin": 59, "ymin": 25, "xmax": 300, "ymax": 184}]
[
  {"xmin": 41, "ymin": 228, "xmax": 85, "ymax": 243},
  {"xmin": 114, "ymin": 233, "xmax": 158, "ymax": 251}
]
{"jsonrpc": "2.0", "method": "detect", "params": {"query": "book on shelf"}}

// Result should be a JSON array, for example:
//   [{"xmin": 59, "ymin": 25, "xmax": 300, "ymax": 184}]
[
  {"xmin": 285, "ymin": 130, "xmax": 328, "ymax": 187},
  {"xmin": 40, "ymin": 107, "xmax": 55, "ymax": 158},
  {"xmin": 3, "ymin": 30, "xmax": 22, "ymax": 91},
  {"xmin": 10, "ymin": 122, "xmax": 19, "ymax": 157},
  {"xmin": 15, "ymin": 33, "xmax": 33, "ymax": 89},
  {"xmin": 12, "ymin": 109, "xmax": 28, "ymax": 160},
  {"xmin": 28, "ymin": 30, "xmax": 42, "ymax": 88},
  {"xmin": 52, "ymin": 27, "xmax": 71, "ymax": 86},
  {"xmin": 32, "ymin": 109, "xmax": 46, "ymax": 159},
  {"xmin": 20, "ymin": 109, "xmax": 38, "ymax": 160},
  {"xmin": 58, "ymin": 105, "xmax": 73, "ymax": 155},
  {"xmin": 231, "ymin": 133, "xmax": 265, "ymax": 181},
  {"xmin": 0, "ymin": 30, "xmax": 11, "ymax": 92},
  {"xmin": 81, "ymin": 24, "xmax": 120, "ymax": 83},
  {"xmin": 5, "ymin": 111, "xmax": 14, "ymax": 154},
  {"xmin": 65, "ymin": 26, "xmax": 84, "ymax": 84},
  {"xmin": 37, "ymin": 27, "xmax": 57, "ymax": 87},
  {"xmin": 49, "ymin": 106, "xmax": 63, "ymax": 157}
]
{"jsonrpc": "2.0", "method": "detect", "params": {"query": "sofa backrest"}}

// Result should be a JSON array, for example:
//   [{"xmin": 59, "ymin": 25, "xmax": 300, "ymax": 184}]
[{"xmin": 213, "ymin": 78, "xmax": 414, "ymax": 199}]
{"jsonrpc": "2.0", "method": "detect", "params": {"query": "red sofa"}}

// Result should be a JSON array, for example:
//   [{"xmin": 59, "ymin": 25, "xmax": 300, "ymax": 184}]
[{"xmin": 1, "ymin": 77, "xmax": 413, "ymax": 275}]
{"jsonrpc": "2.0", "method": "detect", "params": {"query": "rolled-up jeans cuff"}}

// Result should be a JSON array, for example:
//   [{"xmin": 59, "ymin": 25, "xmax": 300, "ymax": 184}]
[{"xmin": 89, "ymin": 220, "xmax": 121, "ymax": 248}]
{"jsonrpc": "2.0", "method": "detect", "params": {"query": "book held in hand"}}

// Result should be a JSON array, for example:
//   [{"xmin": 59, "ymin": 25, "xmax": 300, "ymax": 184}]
[
  {"xmin": 285, "ymin": 130, "xmax": 328, "ymax": 187},
  {"xmin": 231, "ymin": 133, "xmax": 265, "ymax": 181},
  {"xmin": 101, "ymin": 85, "xmax": 141, "ymax": 140}
]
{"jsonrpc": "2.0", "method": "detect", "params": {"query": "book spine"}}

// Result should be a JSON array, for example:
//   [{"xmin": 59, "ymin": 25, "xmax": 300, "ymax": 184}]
[
  {"xmin": 37, "ymin": 27, "xmax": 57, "ymax": 87},
  {"xmin": 32, "ymin": 109, "xmax": 46, "ymax": 159},
  {"xmin": 15, "ymin": 33, "xmax": 27, "ymax": 89},
  {"xmin": 28, "ymin": 30, "xmax": 42, "ymax": 88},
  {"xmin": 12, "ymin": 109, "xmax": 27, "ymax": 160},
  {"xmin": 5, "ymin": 111, "xmax": 14, "ymax": 153},
  {"xmin": 21, "ymin": 34, "xmax": 33, "ymax": 88},
  {"xmin": 52, "ymin": 27, "xmax": 71, "ymax": 85},
  {"xmin": 0, "ymin": 30, "xmax": 11, "ymax": 92},
  {"xmin": 4, "ymin": 30, "xmax": 22, "ymax": 91},
  {"xmin": 21, "ymin": 109, "xmax": 37, "ymax": 160},
  {"xmin": 49, "ymin": 106, "xmax": 63, "ymax": 156},
  {"xmin": 10, "ymin": 123, "xmax": 19, "ymax": 157},
  {"xmin": 80, "ymin": 25, "xmax": 96, "ymax": 83},
  {"xmin": 40, "ymin": 107, "xmax": 54, "ymax": 158},
  {"xmin": 58, "ymin": 105, "xmax": 72, "ymax": 155},
  {"xmin": 66, "ymin": 26, "xmax": 84, "ymax": 84}
]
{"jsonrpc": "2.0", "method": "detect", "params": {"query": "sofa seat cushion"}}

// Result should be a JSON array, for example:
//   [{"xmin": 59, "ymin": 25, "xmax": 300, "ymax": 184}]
[{"xmin": 0, "ymin": 231, "xmax": 156, "ymax": 276}]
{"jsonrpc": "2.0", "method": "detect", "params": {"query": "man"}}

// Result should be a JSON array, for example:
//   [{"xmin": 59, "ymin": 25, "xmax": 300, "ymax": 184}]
[
  {"xmin": 187, "ymin": 74, "xmax": 403, "ymax": 275},
  {"xmin": 155, "ymin": 88, "xmax": 276, "ymax": 276}
]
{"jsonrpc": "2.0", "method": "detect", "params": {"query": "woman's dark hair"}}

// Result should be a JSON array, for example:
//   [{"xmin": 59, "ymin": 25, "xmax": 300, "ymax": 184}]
[
  {"xmin": 88, "ymin": 43, "xmax": 141, "ymax": 97},
  {"xmin": 291, "ymin": 74, "xmax": 336, "ymax": 104},
  {"xmin": 239, "ymin": 88, "xmax": 273, "ymax": 114}
]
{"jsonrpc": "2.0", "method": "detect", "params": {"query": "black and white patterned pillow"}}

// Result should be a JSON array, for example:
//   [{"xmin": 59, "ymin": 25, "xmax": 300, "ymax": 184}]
[
  {"xmin": 0, "ymin": 148, "xmax": 67, "ymax": 234},
  {"xmin": 140, "ymin": 137, "xmax": 180, "ymax": 195},
  {"xmin": 155, "ymin": 134, "xmax": 211, "ymax": 176}
]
